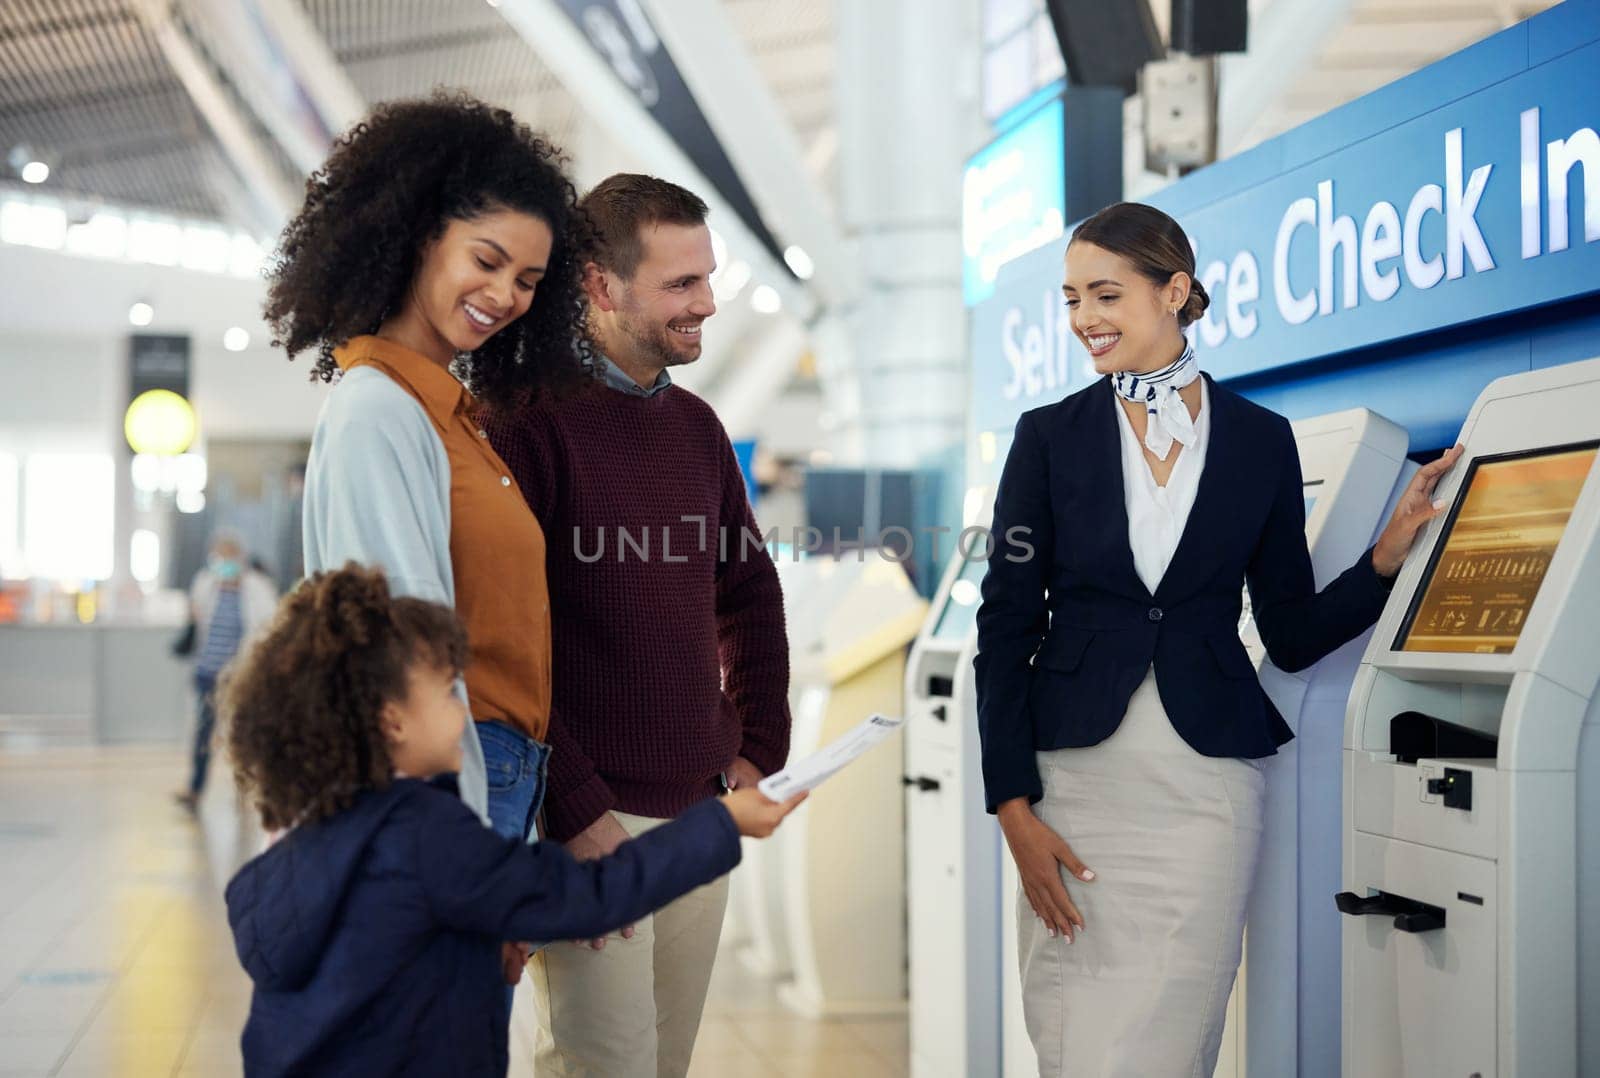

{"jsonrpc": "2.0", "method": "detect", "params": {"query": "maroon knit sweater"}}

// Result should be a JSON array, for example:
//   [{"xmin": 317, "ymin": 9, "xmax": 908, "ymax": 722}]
[{"xmin": 483, "ymin": 382, "xmax": 791, "ymax": 842}]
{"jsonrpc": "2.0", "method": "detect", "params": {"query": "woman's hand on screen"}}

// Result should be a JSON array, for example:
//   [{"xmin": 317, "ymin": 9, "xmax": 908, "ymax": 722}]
[{"xmin": 1372, "ymin": 444, "xmax": 1465, "ymax": 577}]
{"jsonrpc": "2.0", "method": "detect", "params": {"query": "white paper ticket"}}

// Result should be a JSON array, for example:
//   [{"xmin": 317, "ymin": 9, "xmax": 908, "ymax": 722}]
[{"xmin": 758, "ymin": 713, "xmax": 904, "ymax": 801}]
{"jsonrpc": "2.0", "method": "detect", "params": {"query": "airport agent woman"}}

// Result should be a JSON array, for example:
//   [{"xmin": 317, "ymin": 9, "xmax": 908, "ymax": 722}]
[
  {"xmin": 974, "ymin": 201, "xmax": 1462, "ymax": 1076},
  {"xmin": 262, "ymin": 92, "xmax": 590, "ymax": 944}
]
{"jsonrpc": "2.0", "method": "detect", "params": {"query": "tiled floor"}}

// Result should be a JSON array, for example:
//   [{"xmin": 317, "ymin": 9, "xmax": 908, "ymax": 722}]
[{"xmin": 0, "ymin": 745, "xmax": 908, "ymax": 1077}]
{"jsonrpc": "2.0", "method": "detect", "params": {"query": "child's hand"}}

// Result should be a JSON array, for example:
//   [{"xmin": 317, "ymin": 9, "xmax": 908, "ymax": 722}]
[{"xmin": 723, "ymin": 787, "xmax": 806, "ymax": 837}]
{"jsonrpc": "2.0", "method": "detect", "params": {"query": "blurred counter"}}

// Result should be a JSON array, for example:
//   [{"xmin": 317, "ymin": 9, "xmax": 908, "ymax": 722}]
[{"xmin": 0, "ymin": 622, "xmax": 192, "ymax": 743}]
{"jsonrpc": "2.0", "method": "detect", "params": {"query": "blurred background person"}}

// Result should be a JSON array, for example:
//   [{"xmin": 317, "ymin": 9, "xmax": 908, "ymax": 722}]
[{"xmin": 174, "ymin": 528, "xmax": 276, "ymax": 813}]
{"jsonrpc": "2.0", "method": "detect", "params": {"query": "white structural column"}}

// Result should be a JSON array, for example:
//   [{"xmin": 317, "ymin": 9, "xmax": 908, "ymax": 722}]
[
  {"xmin": 1216, "ymin": 0, "xmax": 1356, "ymax": 155},
  {"xmin": 831, "ymin": 0, "xmax": 985, "ymax": 468},
  {"xmin": 706, "ymin": 315, "xmax": 810, "ymax": 442}
]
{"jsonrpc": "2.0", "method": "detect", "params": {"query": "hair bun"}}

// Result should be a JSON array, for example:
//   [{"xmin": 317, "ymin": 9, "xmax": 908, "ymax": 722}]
[
  {"xmin": 1180, "ymin": 278, "xmax": 1211, "ymax": 328},
  {"xmin": 310, "ymin": 564, "xmax": 393, "ymax": 650}
]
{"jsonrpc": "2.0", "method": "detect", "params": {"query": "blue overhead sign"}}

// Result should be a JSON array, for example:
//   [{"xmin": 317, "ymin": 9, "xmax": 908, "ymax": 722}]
[
  {"xmin": 970, "ymin": 241, "xmax": 1093, "ymax": 441},
  {"xmin": 968, "ymin": 22, "xmax": 1600, "ymax": 450},
  {"xmin": 1166, "ymin": 41, "xmax": 1600, "ymax": 380},
  {"xmin": 962, "ymin": 97, "xmax": 1067, "ymax": 307}
]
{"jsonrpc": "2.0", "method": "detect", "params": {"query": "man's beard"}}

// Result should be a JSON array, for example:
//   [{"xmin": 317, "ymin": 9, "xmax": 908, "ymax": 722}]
[{"xmin": 617, "ymin": 308, "xmax": 697, "ymax": 368}]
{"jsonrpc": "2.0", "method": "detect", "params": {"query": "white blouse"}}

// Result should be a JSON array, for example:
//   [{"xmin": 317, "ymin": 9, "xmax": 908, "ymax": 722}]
[{"xmin": 1113, "ymin": 376, "xmax": 1212, "ymax": 595}]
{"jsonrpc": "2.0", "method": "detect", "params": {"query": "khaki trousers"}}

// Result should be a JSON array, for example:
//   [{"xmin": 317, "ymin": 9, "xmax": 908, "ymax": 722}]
[{"xmin": 529, "ymin": 811, "xmax": 731, "ymax": 1078}]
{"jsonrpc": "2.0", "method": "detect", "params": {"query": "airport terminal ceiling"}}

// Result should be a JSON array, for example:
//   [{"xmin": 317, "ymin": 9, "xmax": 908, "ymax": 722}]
[
  {"xmin": 0, "ymin": 0, "xmax": 1558, "ymax": 248},
  {"xmin": 0, "ymin": 0, "xmax": 835, "ymax": 236},
  {"xmin": 0, "ymin": 0, "xmax": 1571, "ymax": 448}
]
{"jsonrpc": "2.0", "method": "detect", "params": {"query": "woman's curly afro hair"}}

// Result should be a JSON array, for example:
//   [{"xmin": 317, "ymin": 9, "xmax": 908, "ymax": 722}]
[
  {"xmin": 222, "ymin": 564, "xmax": 467, "ymax": 831},
  {"xmin": 263, "ymin": 90, "xmax": 591, "ymax": 408}
]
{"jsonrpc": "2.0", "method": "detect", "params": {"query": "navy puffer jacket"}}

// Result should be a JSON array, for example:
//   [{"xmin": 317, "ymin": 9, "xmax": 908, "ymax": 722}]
[{"xmin": 226, "ymin": 776, "xmax": 739, "ymax": 1076}]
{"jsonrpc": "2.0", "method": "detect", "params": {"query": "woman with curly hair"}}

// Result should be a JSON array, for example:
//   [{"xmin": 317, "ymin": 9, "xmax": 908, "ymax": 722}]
[
  {"xmin": 265, "ymin": 91, "xmax": 588, "ymax": 866},
  {"xmin": 222, "ymin": 564, "xmax": 801, "ymax": 1078}
]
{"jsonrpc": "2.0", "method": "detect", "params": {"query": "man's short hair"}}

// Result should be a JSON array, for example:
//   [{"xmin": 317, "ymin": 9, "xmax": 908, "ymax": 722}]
[{"xmin": 579, "ymin": 174, "xmax": 709, "ymax": 279}]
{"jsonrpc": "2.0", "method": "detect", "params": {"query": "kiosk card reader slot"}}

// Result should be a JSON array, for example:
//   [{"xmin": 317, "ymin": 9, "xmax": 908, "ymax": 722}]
[{"xmin": 1341, "ymin": 358, "xmax": 1600, "ymax": 1078}]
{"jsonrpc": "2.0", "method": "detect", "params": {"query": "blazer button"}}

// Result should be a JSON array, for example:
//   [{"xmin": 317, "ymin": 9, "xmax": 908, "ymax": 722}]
[{"xmin": 1148, "ymin": 607, "xmax": 1164, "ymax": 622}]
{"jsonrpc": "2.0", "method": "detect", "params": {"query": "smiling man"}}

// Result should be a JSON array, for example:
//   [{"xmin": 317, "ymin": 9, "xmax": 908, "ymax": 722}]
[{"xmin": 483, "ymin": 174, "xmax": 791, "ymax": 1077}]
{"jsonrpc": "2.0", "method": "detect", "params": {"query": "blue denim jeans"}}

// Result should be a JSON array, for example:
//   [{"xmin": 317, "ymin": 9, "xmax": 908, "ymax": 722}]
[
  {"xmin": 187, "ymin": 673, "xmax": 219, "ymax": 796},
  {"xmin": 477, "ymin": 720, "xmax": 551, "ymax": 845},
  {"xmin": 476, "ymin": 720, "xmax": 551, "ymax": 1014}
]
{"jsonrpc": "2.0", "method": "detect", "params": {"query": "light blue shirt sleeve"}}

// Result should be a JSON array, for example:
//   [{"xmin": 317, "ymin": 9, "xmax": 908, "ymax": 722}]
[{"xmin": 301, "ymin": 367, "xmax": 489, "ymax": 822}]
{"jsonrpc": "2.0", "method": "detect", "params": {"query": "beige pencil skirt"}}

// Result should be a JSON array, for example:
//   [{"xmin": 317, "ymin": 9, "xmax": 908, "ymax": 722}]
[{"xmin": 1018, "ymin": 669, "xmax": 1266, "ymax": 1078}]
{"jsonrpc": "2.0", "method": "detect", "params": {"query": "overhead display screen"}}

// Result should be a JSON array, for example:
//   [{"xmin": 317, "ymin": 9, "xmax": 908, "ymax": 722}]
[
  {"xmin": 932, "ymin": 557, "xmax": 989, "ymax": 641},
  {"xmin": 1396, "ymin": 442, "xmax": 1598, "ymax": 654}
]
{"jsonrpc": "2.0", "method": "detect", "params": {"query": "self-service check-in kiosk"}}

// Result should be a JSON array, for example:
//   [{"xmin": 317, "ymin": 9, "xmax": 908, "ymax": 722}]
[
  {"xmin": 1340, "ymin": 359, "xmax": 1600, "ymax": 1077},
  {"xmin": 904, "ymin": 546, "xmax": 999, "ymax": 1078},
  {"xmin": 729, "ymin": 555, "xmax": 926, "ymax": 1017},
  {"xmin": 1216, "ymin": 408, "xmax": 1414, "ymax": 1078}
]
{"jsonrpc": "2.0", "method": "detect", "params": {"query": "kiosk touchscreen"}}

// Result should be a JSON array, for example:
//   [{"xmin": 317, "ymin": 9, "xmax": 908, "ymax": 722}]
[
  {"xmin": 1340, "ymin": 358, "xmax": 1600, "ymax": 1077},
  {"xmin": 1218, "ymin": 409, "xmax": 1413, "ymax": 1078}
]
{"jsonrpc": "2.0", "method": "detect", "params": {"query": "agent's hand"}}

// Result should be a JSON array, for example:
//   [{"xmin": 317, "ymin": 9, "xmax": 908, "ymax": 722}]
[
  {"xmin": 501, "ymin": 940, "xmax": 532, "ymax": 985},
  {"xmin": 1372, "ymin": 444, "xmax": 1465, "ymax": 577},
  {"xmin": 566, "ymin": 812, "xmax": 636, "ymax": 950},
  {"xmin": 997, "ymin": 798, "xmax": 1094, "ymax": 942},
  {"xmin": 723, "ymin": 755, "xmax": 764, "ymax": 791},
  {"xmin": 722, "ymin": 787, "xmax": 807, "ymax": 837}
]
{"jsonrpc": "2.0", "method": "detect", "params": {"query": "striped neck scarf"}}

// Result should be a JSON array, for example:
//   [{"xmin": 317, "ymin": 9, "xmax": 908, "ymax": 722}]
[{"xmin": 1111, "ymin": 343, "xmax": 1200, "ymax": 461}]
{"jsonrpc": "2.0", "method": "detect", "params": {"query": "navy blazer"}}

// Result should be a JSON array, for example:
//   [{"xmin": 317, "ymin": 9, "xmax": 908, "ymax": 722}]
[
  {"xmin": 226, "ymin": 777, "xmax": 740, "ymax": 1077},
  {"xmin": 974, "ymin": 375, "xmax": 1393, "ymax": 813}
]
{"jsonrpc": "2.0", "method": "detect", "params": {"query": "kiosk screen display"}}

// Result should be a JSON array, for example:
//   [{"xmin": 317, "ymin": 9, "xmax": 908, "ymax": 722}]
[
  {"xmin": 932, "ymin": 558, "xmax": 987, "ymax": 641},
  {"xmin": 1396, "ymin": 442, "xmax": 1598, "ymax": 653}
]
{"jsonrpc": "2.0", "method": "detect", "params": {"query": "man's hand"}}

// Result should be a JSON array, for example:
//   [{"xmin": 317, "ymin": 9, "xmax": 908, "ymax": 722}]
[
  {"xmin": 565, "ymin": 812, "xmax": 635, "ymax": 950},
  {"xmin": 724, "ymin": 756, "xmax": 763, "ymax": 791}
]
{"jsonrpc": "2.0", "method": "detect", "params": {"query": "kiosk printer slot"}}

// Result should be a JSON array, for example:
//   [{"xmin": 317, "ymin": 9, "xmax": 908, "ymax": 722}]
[
  {"xmin": 1218, "ymin": 408, "xmax": 1413, "ymax": 1078},
  {"xmin": 1340, "ymin": 358, "xmax": 1600, "ymax": 1077}
]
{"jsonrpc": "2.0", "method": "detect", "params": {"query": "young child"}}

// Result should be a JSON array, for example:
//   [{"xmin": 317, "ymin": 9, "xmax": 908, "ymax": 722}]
[{"xmin": 221, "ymin": 565, "xmax": 801, "ymax": 1077}]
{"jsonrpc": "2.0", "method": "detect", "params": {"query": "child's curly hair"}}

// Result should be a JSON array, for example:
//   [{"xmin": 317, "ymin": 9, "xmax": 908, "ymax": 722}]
[
  {"xmin": 223, "ymin": 564, "xmax": 467, "ymax": 831},
  {"xmin": 263, "ymin": 89, "xmax": 592, "ymax": 409}
]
